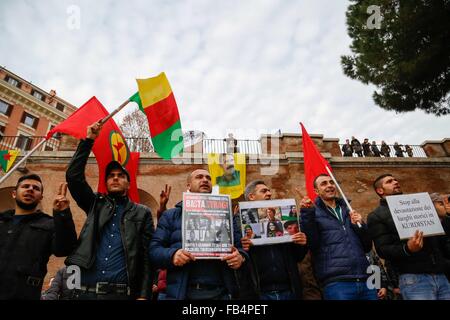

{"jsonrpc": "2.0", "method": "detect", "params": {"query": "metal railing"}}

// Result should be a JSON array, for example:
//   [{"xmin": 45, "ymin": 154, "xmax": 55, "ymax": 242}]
[
  {"xmin": 339, "ymin": 144, "xmax": 427, "ymax": 158},
  {"xmin": 0, "ymin": 135, "xmax": 429, "ymax": 158},
  {"xmin": 124, "ymin": 137, "xmax": 154, "ymax": 153},
  {"xmin": 202, "ymin": 139, "xmax": 262, "ymax": 154}
]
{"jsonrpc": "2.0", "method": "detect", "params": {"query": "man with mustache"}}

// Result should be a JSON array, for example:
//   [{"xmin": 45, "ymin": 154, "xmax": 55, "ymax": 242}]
[
  {"xmin": 0, "ymin": 175, "xmax": 77, "ymax": 299},
  {"xmin": 300, "ymin": 174, "xmax": 376, "ymax": 300},
  {"xmin": 216, "ymin": 153, "xmax": 241, "ymax": 187},
  {"xmin": 150, "ymin": 169, "xmax": 247, "ymax": 300},
  {"xmin": 368, "ymin": 174, "xmax": 450, "ymax": 300},
  {"xmin": 65, "ymin": 121, "xmax": 153, "ymax": 300}
]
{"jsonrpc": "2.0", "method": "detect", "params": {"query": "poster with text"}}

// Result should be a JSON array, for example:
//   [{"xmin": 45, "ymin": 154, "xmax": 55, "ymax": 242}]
[
  {"xmin": 182, "ymin": 192, "xmax": 233, "ymax": 258},
  {"xmin": 386, "ymin": 192, "xmax": 445, "ymax": 240},
  {"xmin": 239, "ymin": 199, "xmax": 299, "ymax": 246}
]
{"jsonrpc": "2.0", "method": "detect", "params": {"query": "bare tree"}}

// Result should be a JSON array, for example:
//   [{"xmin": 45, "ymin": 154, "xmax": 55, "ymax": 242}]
[{"xmin": 119, "ymin": 107, "xmax": 153, "ymax": 152}]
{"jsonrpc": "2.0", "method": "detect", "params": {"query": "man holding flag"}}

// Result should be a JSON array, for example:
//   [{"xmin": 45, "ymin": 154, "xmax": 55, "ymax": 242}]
[
  {"xmin": 65, "ymin": 121, "xmax": 153, "ymax": 300},
  {"xmin": 299, "ymin": 123, "xmax": 375, "ymax": 300}
]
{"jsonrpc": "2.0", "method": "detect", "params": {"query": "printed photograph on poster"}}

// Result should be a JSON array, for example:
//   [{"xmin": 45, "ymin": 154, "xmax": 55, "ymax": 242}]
[
  {"xmin": 182, "ymin": 192, "xmax": 233, "ymax": 258},
  {"xmin": 239, "ymin": 199, "xmax": 299, "ymax": 246}
]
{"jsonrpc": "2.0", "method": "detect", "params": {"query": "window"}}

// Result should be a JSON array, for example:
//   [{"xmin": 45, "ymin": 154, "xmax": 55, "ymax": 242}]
[
  {"xmin": 5, "ymin": 76, "xmax": 21, "ymax": 88},
  {"xmin": 16, "ymin": 135, "xmax": 32, "ymax": 151},
  {"xmin": 44, "ymin": 145, "xmax": 54, "ymax": 151},
  {"xmin": 56, "ymin": 102, "xmax": 65, "ymax": 112},
  {"xmin": 31, "ymin": 90, "xmax": 45, "ymax": 102},
  {"xmin": 21, "ymin": 112, "xmax": 39, "ymax": 128},
  {"xmin": 49, "ymin": 125, "xmax": 61, "ymax": 140},
  {"xmin": 0, "ymin": 100, "xmax": 12, "ymax": 116}
]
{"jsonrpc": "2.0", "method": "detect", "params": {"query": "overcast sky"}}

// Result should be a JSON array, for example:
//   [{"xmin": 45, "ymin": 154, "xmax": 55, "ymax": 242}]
[{"xmin": 0, "ymin": 0, "xmax": 448, "ymax": 144}]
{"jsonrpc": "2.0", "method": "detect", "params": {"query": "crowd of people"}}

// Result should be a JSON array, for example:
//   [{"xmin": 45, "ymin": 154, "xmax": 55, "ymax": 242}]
[
  {"xmin": 1, "ymin": 121, "xmax": 449, "ymax": 301},
  {"xmin": 342, "ymin": 137, "xmax": 415, "ymax": 158}
]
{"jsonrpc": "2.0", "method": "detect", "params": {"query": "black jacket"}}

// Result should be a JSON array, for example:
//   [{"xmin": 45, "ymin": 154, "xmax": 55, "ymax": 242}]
[
  {"xmin": 149, "ymin": 202, "xmax": 249, "ymax": 299},
  {"xmin": 0, "ymin": 208, "xmax": 77, "ymax": 300},
  {"xmin": 368, "ymin": 199, "xmax": 450, "ymax": 276},
  {"xmin": 247, "ymin": 242, "xmax": 307, "ymax": 299},
  {"xmin": 65, "ymin": 138, "xmax": 154, "ymax": 299}
]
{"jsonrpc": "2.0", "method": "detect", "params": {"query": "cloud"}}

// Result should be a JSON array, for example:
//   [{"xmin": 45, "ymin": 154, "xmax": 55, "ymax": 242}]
[{"xmin": 0, "ymin": 0, "xmax": 447, "ymax": 145}]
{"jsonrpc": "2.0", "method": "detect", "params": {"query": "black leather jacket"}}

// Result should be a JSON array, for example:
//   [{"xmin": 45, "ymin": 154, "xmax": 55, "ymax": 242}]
[{"xmin": 65, "ymin": 138, "xmax": 153, "ymax": 299}]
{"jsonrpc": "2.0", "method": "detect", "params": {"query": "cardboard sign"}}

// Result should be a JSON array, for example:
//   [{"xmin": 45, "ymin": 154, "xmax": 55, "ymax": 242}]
[{"xmin": 386, "ymin": 192, "xmax": 445, "ymax": 240}]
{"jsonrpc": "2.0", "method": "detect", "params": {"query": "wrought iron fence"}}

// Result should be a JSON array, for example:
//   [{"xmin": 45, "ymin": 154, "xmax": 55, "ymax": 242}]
[
  {"xmin": 0, "ymin": 135, "xmax": 429, "ymax": 159},
  {"xmin": 339, "ymin": 144, "xmax": 427, "ymax": 158},
  {"xmin": 202, "ymin": 139, "xmax": 262, "ymax": 154}
]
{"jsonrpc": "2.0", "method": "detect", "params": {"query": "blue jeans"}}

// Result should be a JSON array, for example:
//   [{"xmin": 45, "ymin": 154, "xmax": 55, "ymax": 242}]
[
  {"xmin": 260, "ymin": 290, "xmax": 296, "ymax": 300},
  {"xmin": 324, "ymin": 281, "xmax": 377, "ymax": 300},
  {"xmin": 399, "ymin": 274, "xmax": 450, "ymax": 300}
]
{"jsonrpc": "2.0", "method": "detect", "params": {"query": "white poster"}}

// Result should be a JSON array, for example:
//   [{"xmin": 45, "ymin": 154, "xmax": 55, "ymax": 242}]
[
  {"xmin": 386, "ymin": 192, "xmax": 445, "ymax": 240},
  {"xmin": 182, "ymin": 193, "xmax": 233, "ymax": 259},
  {"xmin": 239, "ymin": 199, "xmax": 299, "ymax": 246}
]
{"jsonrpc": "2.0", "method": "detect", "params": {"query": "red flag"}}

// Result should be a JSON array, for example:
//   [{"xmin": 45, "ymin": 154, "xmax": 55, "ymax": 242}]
[
  {"xmin": 300, "ymin": 123, "xmax": 332, "ymax": 201},
  {"xmin": 46, "ymin": 97, "xmax": 105, "ymax": 140},
  {"xmin": 48, "ymin": 97, "xmax": 140, "ymax": 202}
]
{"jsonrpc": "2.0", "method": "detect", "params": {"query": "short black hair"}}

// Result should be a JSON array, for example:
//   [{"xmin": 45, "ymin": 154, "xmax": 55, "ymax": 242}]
[
  {"xmin": 313, "ymin": 174, "xmax": 330, "ymax": 189},
  {"xmin": 16, "ymin": 174, "xmax": 43, "ymax": 192},
  {"xmin": 284, "ymin": 220, "xmax": 298, "ymax": 229},
  {"xmin": 373, "ymin": 173, "xmax": 393, "ymax": 193}
]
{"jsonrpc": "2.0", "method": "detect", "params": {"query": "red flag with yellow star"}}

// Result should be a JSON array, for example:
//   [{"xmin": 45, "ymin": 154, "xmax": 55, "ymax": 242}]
[
  {"xmin": 0, "ymin": 150, "xmax": 20, "ymax": 173},
  {"xmin": 47, "ymin": 97, "xmax": 139, "ymax": 202}
]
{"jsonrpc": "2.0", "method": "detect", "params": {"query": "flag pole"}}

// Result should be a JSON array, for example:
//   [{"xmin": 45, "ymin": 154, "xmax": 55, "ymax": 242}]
[
  {"xmin": 0, "ymin": 137, "xmax": 48, "ymax": 186},
  {"xmin": 99, "ymin": 98, "xmax": 131, "ymax": 125},
  {"xmin": 325, "ymin": 166, "xmax": 362, "ymax": 228}
]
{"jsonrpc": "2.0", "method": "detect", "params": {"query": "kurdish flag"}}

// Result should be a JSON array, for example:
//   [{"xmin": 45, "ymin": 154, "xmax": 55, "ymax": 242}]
[
  {"xmin": 130, "ymin": 72, "xmax": 183, "ymax": 160},
  {"xmin": 0, "ymin": 150, "xmax": 20, "ymax": 173}
]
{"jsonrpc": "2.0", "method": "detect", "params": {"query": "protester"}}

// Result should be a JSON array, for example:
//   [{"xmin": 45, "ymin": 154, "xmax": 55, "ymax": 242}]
[
  {"xmin": 65, "ymin": 121, "xmax": 153, "ymax": 300},
  {"xmin": 150, "ymin": 169, "xmax": 247, "ymax": 300},
  {"xmin": 241, "ymin": 180, "xmax": 307, "ymax": 300},
  {"xmin": 300, "ymin": 174, "xmax": 376, "ymax": 300},
  {"xmin": 0, "ymin": 177, "xmax": 77, "ymax": 300},
  {"xmin": 368, "ymin": 174, "xmax": 450, "ymax": 300}
]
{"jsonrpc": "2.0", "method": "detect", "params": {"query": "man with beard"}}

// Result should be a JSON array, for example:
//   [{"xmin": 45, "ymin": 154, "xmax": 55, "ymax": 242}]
[
  {"xmin": 368, "ymin": 174, "xmax": 450, "ymax": 300},
  {"xmin": 300, "ymin": 174, "xmax": 375, "ymax": 300},
  {"xmin": 150, "ymin": 169, "xmax": 247, "ymax": 300},
  {"xmin": 216, "ymin": 153, "xmax": 241, "ymax": 187},
  {"xmin": 65, "ymin": 121, "xmax": 153, "ymax": 300},
  {"xmin": 0, "ymin": 176, "xmax": 77, "ymax": 299}
]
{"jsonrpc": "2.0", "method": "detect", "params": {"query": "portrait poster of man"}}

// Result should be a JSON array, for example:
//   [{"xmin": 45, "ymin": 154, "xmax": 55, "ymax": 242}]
[
  {"xmin": 207, "ymin": 153, "xmax": 246, "ymax": 199},
  {"xmin": 239, "ymin": 199, "xmax": 299, "ymax": 246},
  {"xmin": 182, "ymin": 192, "xmax": 233, "ymax": 258}
]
